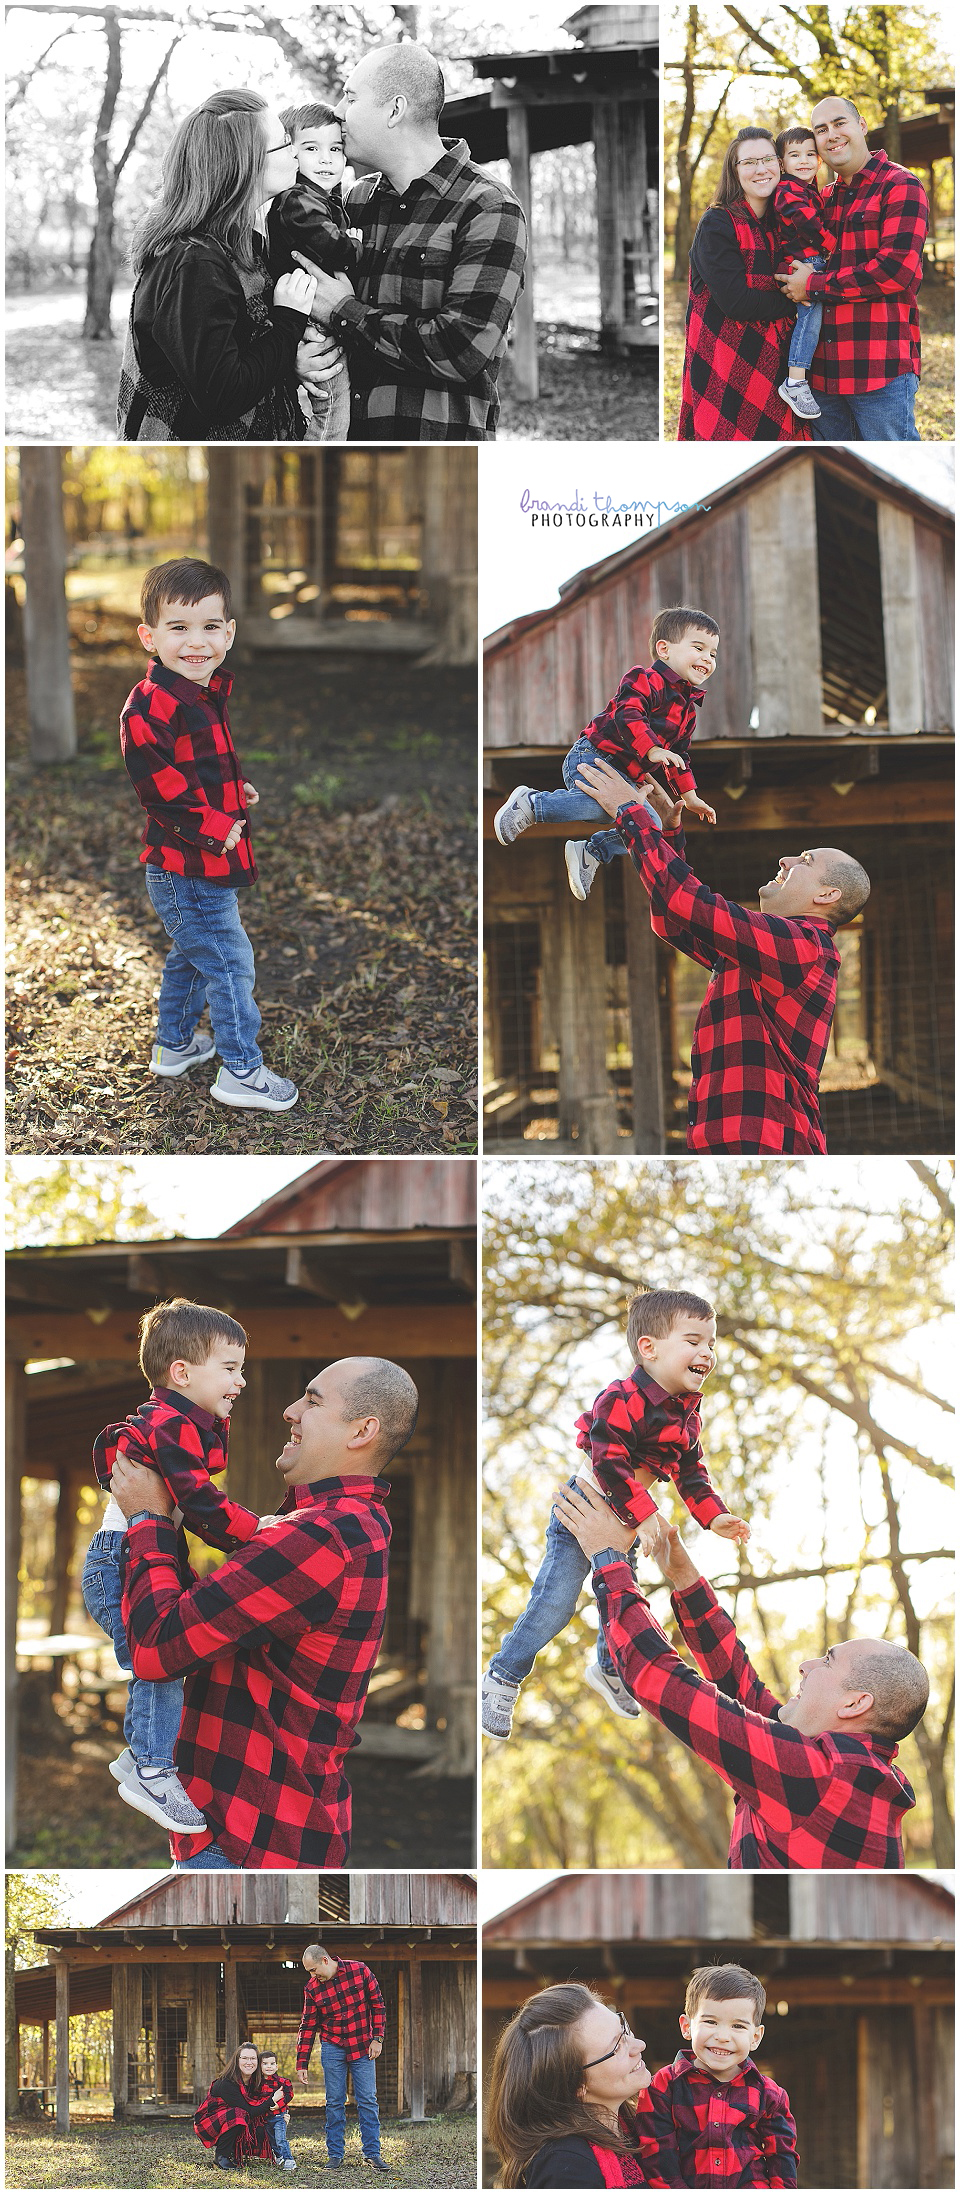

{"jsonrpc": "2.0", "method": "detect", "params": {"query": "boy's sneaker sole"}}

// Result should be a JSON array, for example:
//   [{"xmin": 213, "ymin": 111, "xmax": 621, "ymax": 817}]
[{"xmin": 210, "ymin": 1074, "xmax": 299, "ymax": 1112}]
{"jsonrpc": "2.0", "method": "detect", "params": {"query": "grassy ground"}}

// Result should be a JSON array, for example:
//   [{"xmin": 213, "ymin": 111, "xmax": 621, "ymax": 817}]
[
  {"xmin": 6, "ymin": 647, "xmax": 477, "ymax": 1156},
  {"xmin": 4, "ymin": 2112, "xmax": 478, "ymax": 2189},
  {"xmin": 662, "ymin": 258, "xmax": 954, "ymax": 439},
  {"xmin": 499, "ymin": 323, "xmax": 658, "ymax": 441}
]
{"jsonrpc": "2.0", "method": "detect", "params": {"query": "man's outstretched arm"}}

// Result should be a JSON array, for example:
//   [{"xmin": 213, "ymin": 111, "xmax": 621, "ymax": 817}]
[{"xmin": 657, "ymin": 1524, "xmax": 782, "ymax": 1719}]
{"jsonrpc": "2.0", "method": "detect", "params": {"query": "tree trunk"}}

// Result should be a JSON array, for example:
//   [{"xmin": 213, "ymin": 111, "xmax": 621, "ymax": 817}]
[
  {"xmin": 20, "ymin": 448, "xmax": 77, "ymax": 763},
  {"xmin": 673, "ymin": 5, "xmax": 698, "ymax": 281},
  {"xmin": 5, "ymin": 1942, "xmax": 20, "ymax": 2117},
  {"xmin": 82, "ymin": 8, "xmax": 122, "ymax": 339},
  {"xmin": 883, "ymin": 99, "xmax": 902, "ymax": 164}
]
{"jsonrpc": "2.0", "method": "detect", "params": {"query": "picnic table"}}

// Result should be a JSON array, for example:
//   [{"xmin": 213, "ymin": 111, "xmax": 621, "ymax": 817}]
[{"xmin": 16, "ymin": 1631, "xmax": 124, "ymax": 1709}]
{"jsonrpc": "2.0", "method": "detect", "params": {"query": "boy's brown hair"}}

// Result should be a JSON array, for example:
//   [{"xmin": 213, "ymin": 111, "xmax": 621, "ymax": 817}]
[
  {"xmin": 138, "ymin": 1297, "xmax": 247, "ymax": 1387},
  {"xmin": 650, "ymin": 606, "xmax": 719, "ymax": 655},
  {"xmin": 626, "ymin": 1288, "xmax": 715, "ymax": 1363},
  {"xmin": 775, "ymin": 125, "xmax": 818, "ymax": 162},
  {"xmin": 685, "ymin": 1963, "xmax": 766, "ymax": 2022},
  {"xmin": 140, "ymin": 557, "xmax": 233, "ymax": 628},
  {"xmin": 280, "ymin": 101, "xmax": 341, "ymax": 137}
]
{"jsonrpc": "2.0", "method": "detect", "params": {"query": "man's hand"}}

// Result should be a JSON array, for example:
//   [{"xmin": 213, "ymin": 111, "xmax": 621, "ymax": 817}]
[
  {"xmin": 710, "ymin": 1514, "xmax": 751, "ymax": 1545},
  {"xmin": 297, "ymin": 2070, "xmax": 309, "ymax": 2085},
  {"xmin": 775, "ymin": 259, "xmax": 813, "ymax": 304},
  {"xmin": 296, "ymin": 328, "xmax": 346, "ymax": 390},
  {"xmin": 683, "ymin": 792, "xmax": 717, "ymax": 826},
  {"xmin": 552, "ymin": 1478, "xmax": 637, "ymax": 1559},
  {"xmin": 368, "ymin": 2040, "xmax": 383, "ymax": 2060},
  {"xmin": 224, "ymin": 820, "xmax": 245, "ymax": 852},
  {"xmin": 242, "ymin": 780, "xmax": 259, "ymax": 806},
  {"xmin": 292, "ymin": 253, "xmax": 356, "ymax": 325},
  {"xmin": 651, "ymin": 1520, "xmax": 702, "ymax": 1593},
  {"xmin": 111, "ymin": 1453, "xmax": 175, "ymax": 1521}
]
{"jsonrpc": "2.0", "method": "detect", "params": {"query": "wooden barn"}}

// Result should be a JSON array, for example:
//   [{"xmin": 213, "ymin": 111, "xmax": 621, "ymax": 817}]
[
  {"xmin": 483, "ymin": 446, "xmax": 955, "ymax": 1155},
  {"xmin": 482, "ymin": 1873, "xmax": 954, "ymax": 2190},
  {"xmin": 206, "ymin": 446, "xmax": 477, "ymax": 663},
  {"xmin": 446, "ymin": 3, "xmax": 659, "ymax": 399},
  {"xmin": 17, "ymin": 1870, "xmax": 477, "ymax": 2133},
  {"xmin": 6, "ymin": 1159, "xmax": 477, "ymax": 1851}
]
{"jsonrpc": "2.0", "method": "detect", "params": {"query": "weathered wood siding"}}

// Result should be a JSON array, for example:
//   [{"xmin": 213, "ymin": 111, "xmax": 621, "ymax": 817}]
[
  {"xmin": 791, "ymin": 1876, "xmax": 954, "ymax": 1944},
  {"xmin": 103, "ymin": 1872, "xmax": 474, "ymax": 1932},
  {"xmin": 352, "ymin": 1875, "xmax": 476, "ymax": 1926},
  {"xmin": 486, "ymin": 1874, "xmax": 752, "ymax": 1942},
  {"xmin": 403, "ymin": 1961, "xmax": 475, "ymax": 2112},
  {"xmin": 227, "ymin": 1159, "xmax": 476, "ymax": 1237}
]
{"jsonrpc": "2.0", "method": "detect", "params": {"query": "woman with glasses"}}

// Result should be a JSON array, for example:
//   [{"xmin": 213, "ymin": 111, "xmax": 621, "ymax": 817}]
[
  {"xmin": 678, "ymin": 128, "xmax": 800, "ymax": 441},
  {"xmin": 487, "ymin": 1984, "xmax": 651, "ymax": 2187},
  {"xmin": 118, "ymin": 90, "xmax": 339, "ymax": 440}
]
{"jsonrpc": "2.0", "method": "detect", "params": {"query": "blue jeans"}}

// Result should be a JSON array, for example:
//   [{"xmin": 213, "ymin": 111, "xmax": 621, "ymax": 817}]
[
  {"xmin": 81, "ymin": 1531, "xmax": 184, "ymax": 1770},
  {"xmin": 321, "ymin": 2042, "xmax": 381, "ymax": 2161},
  {"xmin": 144, "ymin": 867, "xmax": 262, "ymax": 1074},
  {"xmin": 268, "ymin": 2114, "xmax": 293, "ymax": 2163},
  {"xmin": 788, "ymin": 254, "xmax": 825, "ymax": 369},
  {"xmin": 810, "ymin": 371, "xmax": 920, "ymax": 442},
  {"xmin": 531, "ymin": 735, "xmax": 662, "ymax": 867},
  {"xmin": 174, "ymin": 1841, "xmax": 233, "ymax": 1869},
  {"xmin": 489, "ymin": 1476, "xmax": 640, "ymax": 1683}
]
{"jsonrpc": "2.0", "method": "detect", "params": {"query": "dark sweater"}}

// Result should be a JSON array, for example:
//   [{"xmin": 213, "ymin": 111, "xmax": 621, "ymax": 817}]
[
  {"xmin": 267, "ymin": 180, "xmax": 359, "ymax": 280},
  {"xmin": 125, "ymin": 234, "xmax": 308, "ymax": 438},
  {"xmin": 522, "ymin": 2136, "xmax": 607, "ymax": 2187},
  {"xmin": 689, "ymin": 207, "xmax": 790, "ymax": 324}
]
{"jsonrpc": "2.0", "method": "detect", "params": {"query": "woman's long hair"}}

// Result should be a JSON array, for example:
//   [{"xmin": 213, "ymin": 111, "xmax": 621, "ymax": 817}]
[
  {"xmin": 222, "ymin": 2044, "xmax": 263, "ymax": 2093},
  {"xmin": 131, "ymin": 89, "xmax": 269, "ymax": 274},
  {"xmin": 487, "ymin": 1985, "xmax": 638, "ymax": 2189},
  {"xmin": 711, "ymin": 127, "xmax": 778, "ymax": 211}
]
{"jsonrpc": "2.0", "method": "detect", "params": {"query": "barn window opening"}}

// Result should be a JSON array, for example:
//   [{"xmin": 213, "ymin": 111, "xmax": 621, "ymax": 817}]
[
  {"xmin": 753, "ymin": 1879, "xmax": 791, "ymax": 1937},
  {"xmin": 814, "ymin": 469, "xmax": 888, "ymax": 725},
  {"xmin": 247, "ymin": 451, "xmax": 423, "ymax": 626}
]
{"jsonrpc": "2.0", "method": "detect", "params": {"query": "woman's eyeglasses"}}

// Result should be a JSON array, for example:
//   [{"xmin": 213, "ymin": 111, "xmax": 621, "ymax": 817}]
[
  {"xmin": 738, "ymin": 156, "xmax": 778, "ymax": 172},
  {"xmin": 264, "ymin": 134, "xmax": 293, "ymax": 155},
  {"xmin": 583, "ymin": 2011, "xmax": 635, "ymax": 2070}
]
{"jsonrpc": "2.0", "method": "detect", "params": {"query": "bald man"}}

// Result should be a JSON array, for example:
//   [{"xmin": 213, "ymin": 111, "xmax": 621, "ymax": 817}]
[
  {"xmin": 557, "ymin": 1486, "xmax": 925, "ymax": 1869},
  {"xmin": 573, "ymin": 755, "xmax": 870, "ymax": 1153},
  {"xmin": 291, "ymin": 40, "xmax": 526, "ymax": 441},
  {"xmin": 111, "ymin": 1356, "xmax": 419, "ymax": 1869}
]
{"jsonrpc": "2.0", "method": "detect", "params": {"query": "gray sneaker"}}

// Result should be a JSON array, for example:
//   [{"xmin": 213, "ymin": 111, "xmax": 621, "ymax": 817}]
[
  {"xmin": 778, "ymin": 378, "xmax": 821, "ymax": 420},
  {"xmin": 584, "ymin": 1657, "xmax": 641, "ymax": 1719},
  {"xmin": 210, "ymin": 1064, "xmax": 299, "ymax": 1112},
  {"xmin": 149, "ymin": 1032, "xmax": 216, "ymax": 1077},
  {"xmin": 118, "ymin": 1764, "xmax": 208, "ymax": 1831},
  {"xmin": 109, "ymin": 1747, "xmax": 136, "ymax": 1784},
  {"xmin": 565, "ymin": 839, "xmax": 600, "ymax": 902},
  {"xmin": 482, "ymin": 1667, "xmax": 521, "ymax": 1740},
  {"xmin": 493, "ymin": 787, "xmax": 536, "ymax": 845}
]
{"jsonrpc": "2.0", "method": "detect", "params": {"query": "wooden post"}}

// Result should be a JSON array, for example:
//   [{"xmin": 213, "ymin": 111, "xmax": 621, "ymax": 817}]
[
  {"xmin": 593, "ymin": 102, "xmax": 623, "ymax": 346},
  {"xmin": 42, "ymin": 2022, "xmax": 50, "ymax": 2094},
  {"xmin": 193, "ymin": 1964, "xmax": 218, "ymax": 2102},
  {"xmin": 5, "ymin": 1363, "xmax": 25, "ymax": 1856},
  {"xmin": 49, "ymin": 1474, "xmax": 77, "ymax": 1694},
  {"xmin": 554, "ymin": 867, "xmax": 618, "ymax": 1150},
  {"xmin": 747, "ymin": 463, "xmax": 822, "ymax": 737},
  {"xmin": 505, "ymin": 103, "xmax": 539, "ymax": 401},
  {"xmin": 224, "ymin": 1958, "xmax": 239, "ymax": 2062},
  {"xmin": 911, "ymin": 2003, "xmax": 938, "ymax": 2187},
  {"xmin": 623, "ymin": 875, "xmax": 665, "ymax": 1150},
  {"xmin": 877, "ymin": 500, "xmax": 924, "ymax": 734},
  {"xmin": 206, "ymin": 451, "xmax": 247, "ymax": 618},
  {"xmin": 111, "ymin": 1964, "xmax": 128, "ymax": 2121},
  {"xmin": 55, "ymin": 1961, "xmax": 70, "ymax": 2131},
  {"xmin": 408, "ymin": 1958, "xmax": 425, "ymax": 2122},
  {"xmin": 20, "ymin": 447, "xmax": 77, "ymax": 763}
]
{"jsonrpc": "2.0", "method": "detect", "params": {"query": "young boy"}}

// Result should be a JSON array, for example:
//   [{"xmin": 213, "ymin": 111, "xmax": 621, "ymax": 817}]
[
  {"xmin": 482, "ymin": 1289, "xmax": 748, "ymax": 1741},
  {"xmin": 260, "ymin": 2051, "xmax": 296, "ymax": 2173},
  {"xmin": 267, "ymin": 103, "xmax": 357, "ymax": 442},
  {"xmin": 638, "ymin": 1964, "xmax": 798, "ymax": 2187},
  {"xmin": 296, "ymin": 1944, "xmax": 388, "ymax": 2173},
  {"xmin": 81, "ymin": 1297, "xmax": 277, "ymax": 1833},
  {"xmin": 122, "ymin": 556, "xmax": 298, "ymax": 1110},
  {"xmin": 492, "ymin": 607, "xmax": 719, "ymax": 904},
  {"xmin": 774, "ymin": 127, "xmax": 837, "ymax": 424}
]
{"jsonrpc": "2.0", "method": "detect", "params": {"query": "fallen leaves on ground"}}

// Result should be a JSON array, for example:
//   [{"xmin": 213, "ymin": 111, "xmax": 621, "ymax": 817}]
[
  {"xmin": 5, "ymin": 2113, "xmax": 479, "ymax": 2189},
  {"xmin": 499, "ymin": 323, "xmax": 658, "ymax": 441},
  {"xmin": 6, "ymin": 654, "xmax": 478, "ymax": 1156}
]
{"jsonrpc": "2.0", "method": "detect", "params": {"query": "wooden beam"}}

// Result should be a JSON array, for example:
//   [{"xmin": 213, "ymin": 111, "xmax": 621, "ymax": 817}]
[
  {"xmin": 20, "ymin": 447, "xmax": 76, "ymax": 762},
  {"xmin": 505, "ymin": 104, "xmax": 538, "ymax": 401},
  {"xmin": 623, "ymin": 875, "xmax": 664, "ymax": 1152},
  {"xmin": 55, "ymin": 1962, "xmax": 70, "ymax": 2131},
  {"xmin": 7, "ymin": 1302, "xmax": 476, "ymax": 1365},
  {"xmin": 484, "ymin": 782, "xmax": 953, "ymax": 837},
  {"xmin": 408, "ymin": 1960, "xmax": 425, "ymax": 2122},
  {"xmin": 482, "ymin": 1973, "xmax": 951, "ymax": 2008},
  {"xmin": 45, "ymin": 1940, "xmax": 475, "ymax": 1968},
  {"xmin": 224, "ymin": 1959, "xmax": 239, "ymax": 2061}
]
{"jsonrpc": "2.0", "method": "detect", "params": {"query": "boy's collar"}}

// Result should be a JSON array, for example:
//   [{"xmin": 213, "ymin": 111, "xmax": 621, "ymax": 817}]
[
  {"xmin": 629, "ymin": 1362, "xmax": 699, "ymax": 1411},
  {"xmin": 147, "ymin": 657, "xmax": 233, "ymax": 705},
  {"xmin": 676, "ymin": 2045, "xmax": 756, "ymax": 2085},
  {"xmin": 652, "ymin": 659, "xmax": 706, "ymax": 705},
  {"xmin": 151, "ymin": 1384, "xmax": 220, "ymax": 1431}
]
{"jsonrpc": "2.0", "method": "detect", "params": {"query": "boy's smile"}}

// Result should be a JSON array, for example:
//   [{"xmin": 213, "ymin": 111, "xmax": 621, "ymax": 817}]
[
  {"xmin": 171, "ymin": 1344, "xmax": 246, "ymax": 1420},
  {"xmin": 681, "ymin": 1997, "xmax": 763, "ymax": 2082},
  {"xmin": 782, "ymin": 139, "xmax": 819, "ymax": 184},
  {"xmin": 137, "ymin": 592, "xmax": 236, "ymax": 687},
  {"xmin": 637, "ymin": 1315, "xmax": 717, "ymax": 1397},
  {"xmin": 657, "ymin": 628, "xmax": 719, "ymax": 686},
  {"xmin": 294, "ymin": 123, "xmax": 346, "ymax": 191}
]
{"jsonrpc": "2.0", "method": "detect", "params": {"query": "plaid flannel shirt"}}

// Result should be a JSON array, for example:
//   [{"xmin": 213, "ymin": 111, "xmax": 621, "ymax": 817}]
[
  {"xmin": 584, "ymin": 663, "xmax": 703, "ymax": 797},
  {"xmin": 120, "ymin": 661, "xmax": 257, "ymax": 885},
  {"xmin": 593, "ymin": 1562, "xmax": 914, "ymax": 1867},
  {"xmin": 805, "ymin": 150, "xmax": 928, "ymax": 393},
  {"xmin": 332, "ymin": 138, "xmax": 526, "ymax": 440},
  {"xmin": 195, "ymin": 2077, "xmax": 274, "ymax": 2159},
  {"xmin": 265, "ymin": 2077, "xmax": 294, "ymax": 2114},
  {"xmin": 575, "ymin": 1365, "xmax": 727, "ymax": 1530},
  {"xmin": 773, "ymin": 175, "xmax": 836, "ymax": 260},
  {"xmin": 93, "ymin": 1388, "xmax": 260, "ymax": 1553},
  {"xmin": 616, "ymin": 804, "xmax": 839, "ymax": 1153},
  {"xmin": 638, "ymin": 2051, "xmax": 798, "ymax": 2188},
  {"xmin": 122, "ymin": 1475, "xmax": 391, "ymax": 1868},
  {"xmin": 297, "ymin": 1960, "xmax": 386, "ymax": 2068}
]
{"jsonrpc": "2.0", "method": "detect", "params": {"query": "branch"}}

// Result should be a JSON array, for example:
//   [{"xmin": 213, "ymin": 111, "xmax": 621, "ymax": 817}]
[
  {"xmin": 710, "ymin": 1548, "xmax": 951, "ymax": 1594},
  {"xmin": 723, "ymin": 5, "xmax": 817, "ymax": 94},
  {"xmin": 113, "ymin": 30, "xmax": 179, "ymax": 180},
  {"xmin": 5, "ymin": 21, "xmax": 74, "ymax": 109},
  {"xmin": 735, "ymin": 1334, "xmax": 953, "ymax": 1487},
  {"xmin": 908, "ymin": 1160, "xmax": 955, "ymax": 1223}
]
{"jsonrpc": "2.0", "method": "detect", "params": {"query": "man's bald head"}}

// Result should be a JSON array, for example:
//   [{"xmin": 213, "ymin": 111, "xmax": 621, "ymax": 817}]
[
  {"xmin": 819, "ymin": 849, "xmax": 871, "ymax": 927},
  {"xmin": 758, "ymin": 845, "xmax": 870, "ymax": 925},
  {"xmin": 847, "ymin": 1641, "xmax": 929, "ymax": 1743},
  {"xmin": 338, "ymin": 1355, "xmax": 419, "ymax": 1464},
  {"xmin": 781, "ymin": 1631, "xmax": 929, "ymax": 1740},
  {"xmin": 361, "ymin": 41, "xmax": 445, "ymax": 125}
]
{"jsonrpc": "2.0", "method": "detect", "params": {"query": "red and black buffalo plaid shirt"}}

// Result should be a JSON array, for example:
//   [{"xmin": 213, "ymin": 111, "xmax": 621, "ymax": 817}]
[
  {"xmin": 593, "ymin": 1562, "xmax": 914, "ymax": 1868},
  {"xmin": 120, "ymin": 661, "xmax": 257, "ymax": 885},
  {"xmin": 297, "ymin": 1960, "xmax": 386, "ymax": 2068},
  {"xmin": 773, "ymin": 175, "xmax": 836, "ymax": 260},
  {"xmin": 122, "ymin": 1475, "xmax": 391, "ymax": 1868},
  {"xmin": 194, "ymin": 2076, "xmax": 274, "ymax": 2159},
  {"xmin": 93, "ymin": 1388, "xmax": 260, "ymax": 1553},
  {"xmin": 264, "ymin": 2076, "xmax": 294, "ymax": 2114},
  {"xmin": 616, "ymin": 804, "xmax": 840, "ymax": 1153},
  {"xmin": 575, "ymin": 1364, "xmax": 727, "ymax": 1530},
  {"xmin": 584, "ymin": 662, "xmax": 704, "ymax": 798},
  {"xmin": 805, "ymin": 150, "xmax": 928, "ymax": 393},
  {"xmin": 638, "ymin": 2050, "xmax": 798, "ymax": 2188},
  {"xmin": 332, "ymin": 138, "xmax": 526, "ymax": 441}
]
